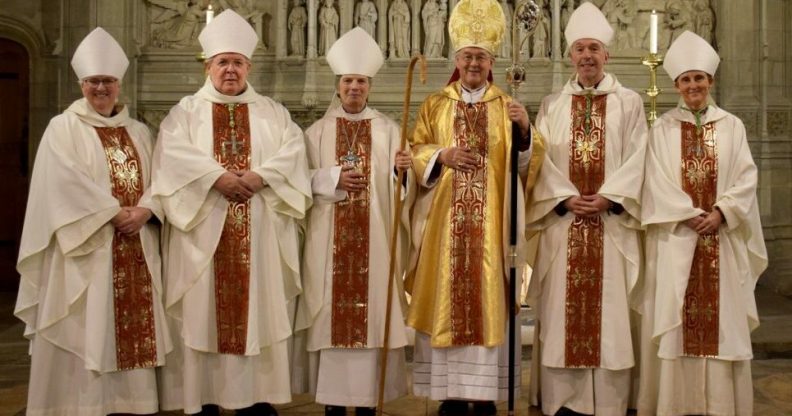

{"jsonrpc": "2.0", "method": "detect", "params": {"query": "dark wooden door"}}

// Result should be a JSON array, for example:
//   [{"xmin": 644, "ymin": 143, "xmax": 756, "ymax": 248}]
[{"xmin": 0, "ymin": 38, "xmax": 30, "ymax": 291}]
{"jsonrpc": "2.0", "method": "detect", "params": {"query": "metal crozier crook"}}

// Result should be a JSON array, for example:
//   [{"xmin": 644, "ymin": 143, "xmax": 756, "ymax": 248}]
[{"xmin": 505, "ymin": 2, "xmax": 540, "ymax": 416}]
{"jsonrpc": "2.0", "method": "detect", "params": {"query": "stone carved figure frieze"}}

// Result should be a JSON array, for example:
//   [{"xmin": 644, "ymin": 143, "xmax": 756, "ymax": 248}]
[
  {"xmin": 288, "ymin": 0, "xmax": 308, "ymax": 56},
  {"xmin": 389, "ymin": 0, "xmax": 411, "ymax": 58},
  {"xmin": 147, "ymin": 0, "xmax": 204, "ymax": 49},
  {"xmin": 355, "ymin": 0, "xmax": 378, "ymax": 38},
  {"xmin": 422, "ymin": 0, "xmax": 447, "ymax": 58},
  {"xmin": 318, "ymin": 0, "xmax": 339, "ymax": 56},
  {"xmin": 664, "ymin": 0, "xmax": 695, "ymax": 48},
  {"xmin": 561, "ymin": 0, "xmax": 576, "ymax": 51},
  {"xmin": 602, "ymin": 0, "xmax": 638, "ymax": 50},
  {"xmin": 530, "ymin": 0, "xmax": 550, "ymax": 58},
  {"xmin": 691, "ymin": 0, "xmax": 715, "ymax": 44}
]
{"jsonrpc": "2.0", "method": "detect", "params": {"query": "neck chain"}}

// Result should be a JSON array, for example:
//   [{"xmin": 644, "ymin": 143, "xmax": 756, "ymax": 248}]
[
  {"xmin": 341, "ymin": 118, "xmax": 364, "ymax": 165},
  {"xmin": 462, "ymin": 103, "xmax": 482, "ymax": 150},
  {"xmin": 683, "ymin": 106, "xmax": 708, "ymax": 133}
]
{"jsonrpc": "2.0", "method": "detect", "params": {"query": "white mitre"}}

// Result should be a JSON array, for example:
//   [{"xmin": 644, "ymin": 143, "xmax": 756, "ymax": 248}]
[
  {"xmin": 564, "ymin": 2, "xmax": 614, "ymax": 49},
  {"xmin": 326, "ymin": 27, "xmax": 384, "ymax": 77},
  {"xmin": 71, "ymin": 27, "xmax": 129, "ymax": 81},
  {"xmin": 663, "ymin": 31, "xmax": 720, "ymax": 81},
  {"xmin": 199, "ymin": 9, "xmax": 258, "ymax": 59}
]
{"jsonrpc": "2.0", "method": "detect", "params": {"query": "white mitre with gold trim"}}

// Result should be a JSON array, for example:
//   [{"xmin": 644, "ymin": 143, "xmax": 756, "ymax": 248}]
[
  {"xmin": 327, "ymin": 27, "xmax": 384, "ymax": 77},
  {"xmin": 663, "ymin": 31, "xmax": 720, "ymax": 81},
  {"xmin": 199, "ymin": 9, "xmax": 258, "ymax": 59},
  {"xmin": 564, "ymin": 2, "xmax": 614, "ymax": 49},
  {"xmin": 448, "ymin": 0, "xmax": 506, "ymax": 55},
  {"xmin": 71, "ymin": 27, "xmax": 129, "ymax": 81}
]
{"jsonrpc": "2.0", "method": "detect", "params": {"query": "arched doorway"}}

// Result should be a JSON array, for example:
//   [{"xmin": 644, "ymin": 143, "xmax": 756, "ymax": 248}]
[{"xmin": 0, "ymin": 38, "xmax": 30, "ymax": 291}]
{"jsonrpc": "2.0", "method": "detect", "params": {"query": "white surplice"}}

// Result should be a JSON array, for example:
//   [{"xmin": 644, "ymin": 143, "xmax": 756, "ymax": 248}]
[
  {"xmin": 299, "ymin": 105, "xmax": 411, "ymax": 406},
  {"xmin": 153, "ymin": 79, "xmax": 312, "ymax": 413},
  {"xmin": 15, "ymin": 98, "xmax": 169, "ymax": 416},
  {"xmin": 636, "ymin": 105, "xmax": 767, "ymax": 416},
  {"xmin": 527, "ymin": 73, "xmax": 647, "ymax": 416}
]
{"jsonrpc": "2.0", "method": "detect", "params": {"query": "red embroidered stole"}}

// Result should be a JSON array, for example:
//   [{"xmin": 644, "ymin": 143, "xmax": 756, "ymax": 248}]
[
  {"xmin": 95, "ymin": 126, "xmax": 157, "ymax": 370},
  {"xmin": 212, "ymin": 103, "xmax": 252, "ymax": 355},
  {"xmin": 331, "ymin": 118, "xmax": 372, "ymax": 348},
  {"xmin": 565, "ymin": 93, "xmax": 606, "ymax": 367},
  {"xmin": 680, "ymin": 121, "xmax": 720, "ymax": 357},
  {"xmin": 449, "ymin": 101, "xmax": 488, "ymax": 346}
]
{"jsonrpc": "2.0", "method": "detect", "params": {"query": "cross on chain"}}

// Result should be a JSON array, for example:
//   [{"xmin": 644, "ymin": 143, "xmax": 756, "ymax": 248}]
[{"xmin": 221, "ymin": 103, "xmax": 240, "ymax": 157}]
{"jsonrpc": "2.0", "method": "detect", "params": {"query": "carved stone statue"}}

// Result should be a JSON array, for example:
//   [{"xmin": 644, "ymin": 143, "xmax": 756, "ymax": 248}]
[
  {"xmin": 500, "ymin": 0, "xmax": 512, "ymax": 59},
  {"xmin": 355, "ymin": 0, "xmax": 378, "ymax": 38},
  {"xmin": 421, "ymin": 0, "xmax": 446, "ymax": 58},
  {"xmin": 561, "ymin": 0, "xmax": 576, "ymax": 50},
  {"xmin": 288, "ymin": 0, "xmax": 307, "ymax": 56},
  {"xmin": 532, "ymin": 6, "xmax": 549, "ymax": 58},
  {"xmin": 147, "ymin": 0, "xmax": 204, "ymax": 49},
  {"xmin": 693, "ymin": 0, "xmax": 715, "ymax": 44},
  {"xmin": 389, "ymin": 0, "xmax": 411, "ymax": 58},
  {"xmin": 665, "ymin": 0, "xmax": 694, "ymax": 48},
  {"xmin": 602, "ymin": 0, "xmax": 637, "ymax": 50},
  {"xmin": 318, "ymin": 0, "xmax": 339, "ymax": 56}
]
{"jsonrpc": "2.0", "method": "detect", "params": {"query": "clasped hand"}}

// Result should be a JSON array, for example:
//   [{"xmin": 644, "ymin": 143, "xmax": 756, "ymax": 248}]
[
  {"xmin": 111, "ymin": 206, "xmax": 152, "ymax": 235},
  {"xmin": 213, "ymin": 170, "xmax": 265, "ymax": 203},
  {"xmin": 684, "ymin": 210, "xmax": 723, "ymax": 235},
  {"xmin": 564, "ymin": 195, "xmax": 610, "ymax": 217},
  {"xmin": 439, "ymin": 146, "xmax": 480, "ymax": 173}
]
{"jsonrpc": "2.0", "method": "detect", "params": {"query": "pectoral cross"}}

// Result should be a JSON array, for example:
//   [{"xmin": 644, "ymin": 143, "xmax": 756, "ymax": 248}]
[{"xmin": 221, "ymin": 104, "xmax": 240, "ymax": 157}]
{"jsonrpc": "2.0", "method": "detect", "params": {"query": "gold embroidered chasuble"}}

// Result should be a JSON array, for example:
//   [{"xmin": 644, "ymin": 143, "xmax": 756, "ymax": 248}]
[
  {"xmin": 212, "ymin": 103, "xmax": 252, "ymax": 355},
  {"xmin": 565, "ymin": 94, "xmax": 606, "ymax": 367},
  {"xmin": 331, "ymin": 118, "xmax": 372, "ymax": 348},
  {"xmin": 680, "ymin": 121, "xmax": 720, "ymax": 357},
  {"xmin": 95, "ymin": 126, "xmax": 158, "ymax": 370},
  {"xmin": 407, "ymin": 82, "xmax": 545, "ymax": 348}
]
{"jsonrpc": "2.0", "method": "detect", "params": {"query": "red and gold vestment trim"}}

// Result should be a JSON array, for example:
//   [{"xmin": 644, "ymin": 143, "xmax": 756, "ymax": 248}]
[
  {"xmin": 95, "ymin": 126, "xmax": 157, "ymax": 370},
  {"xmin": 331, "ymin": 118, "xmax": 372, "ymax": 348},
  {"xmin": 680, "ymin": 121, "xmax": 720, "ymax": 357},
  {"xmin": 449, "ymin": 101, "xmax": 488, "ymax": 346},
  {"xmin": 212, "ymin": 103, "xmax": 252, "ymax": 355},
  {"xmin": 564, "ymin": 94, "xmax": 606, "ymax": 367}
]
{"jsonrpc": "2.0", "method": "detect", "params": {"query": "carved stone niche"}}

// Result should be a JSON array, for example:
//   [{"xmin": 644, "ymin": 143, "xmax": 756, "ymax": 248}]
[{"xmin": 144, "ymin": 0, "xmax": 274, "ymax": 51}]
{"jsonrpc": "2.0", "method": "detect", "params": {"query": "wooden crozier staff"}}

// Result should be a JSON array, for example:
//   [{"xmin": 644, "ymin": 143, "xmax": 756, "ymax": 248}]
[
  {"xmin": 505, "ymin": 2, "xmax": 540, "ymax": 415},
  {"xmin": 375, "ymin": 54, "xmax": 427, "ymax": 416}
]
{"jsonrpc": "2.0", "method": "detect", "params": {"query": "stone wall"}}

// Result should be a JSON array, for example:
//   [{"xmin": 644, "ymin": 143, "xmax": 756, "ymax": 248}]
[{"xmin": 1, "ymin": 0, "xmax": 791, "ymax": 293}]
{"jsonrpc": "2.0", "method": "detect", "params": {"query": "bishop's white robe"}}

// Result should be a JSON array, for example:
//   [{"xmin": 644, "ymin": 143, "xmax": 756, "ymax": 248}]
[
  {"xmin": 153, "ymin": 80, "xmax": 312, "ymax": 413},
  {"xmin": 299, "ymin": 105, "xmax": 412, "ymax": 407},
  {"xmin": 15, "ymin": 98, "xmax": 169, "ymax": 416},
  {"xmin": 637, "ymin": 105, "xmax": 767, "ymax": 416},
  {"xmin": 527, "ymin": 73, "xmax": 647, "ymax": 416}
]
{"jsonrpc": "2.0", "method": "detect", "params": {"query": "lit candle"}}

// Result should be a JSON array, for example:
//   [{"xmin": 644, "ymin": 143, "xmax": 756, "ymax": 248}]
[
  {"xmin": 649, "ymin": 10, "xmax": 658, "ymax": 54},
  {"xmin": 206, "ymin": 4, "xmax": 214, "ymax": 25}
]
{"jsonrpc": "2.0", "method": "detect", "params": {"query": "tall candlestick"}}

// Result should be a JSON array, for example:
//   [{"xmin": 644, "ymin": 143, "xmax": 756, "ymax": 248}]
[
  {"xmin": 207, "ymin": 4, "xmax": 214, "ymax": 25},
  {"xmin": 649, "ymin": 10, "xmax": 658, "ymax": 54}
]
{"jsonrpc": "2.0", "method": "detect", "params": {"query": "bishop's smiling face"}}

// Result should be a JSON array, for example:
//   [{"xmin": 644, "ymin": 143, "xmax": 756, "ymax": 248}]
[
  {"xmin": 570, "ymin": 39, "xmax": 609, "ymax": 88},
  {"xmin": 675, "ymin": 70, "xmax": 714, "ymax": 111},
  {"xmin": 81, "ymin": 76, "xmax": 120, "ymax": 117}
]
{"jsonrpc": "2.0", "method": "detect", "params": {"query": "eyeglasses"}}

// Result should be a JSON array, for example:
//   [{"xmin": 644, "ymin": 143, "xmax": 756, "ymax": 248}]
[
  {"xmin": 83, "ymin": 77, "xmax": 118, "ymax": 88},
  {"xmin": 459, "ymin": 54, "xmax": 492, "ymax": 64}
]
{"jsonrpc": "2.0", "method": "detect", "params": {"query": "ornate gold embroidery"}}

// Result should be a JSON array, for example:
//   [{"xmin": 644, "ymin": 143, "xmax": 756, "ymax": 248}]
[
  {"xmin": 680, "ymin": 121, "xmax": 719, "ymax": 357},
  {"xmin": 95, "ymin": 127, "xmax": 157, "ymax": 371},
  {"xmin": 331, "ymin": 118, "xmax": 371, "ymax": 348},
  {"xmin": 564, "ymin": 93, "xmax": 606, "ymax": 368},
  {"xmin": 449, "ymin": 101, "xmax": 488, "ymax": 346},
  {"xmin": 212, "ymin": 103, "xmax": 252, "ymax": 355}
]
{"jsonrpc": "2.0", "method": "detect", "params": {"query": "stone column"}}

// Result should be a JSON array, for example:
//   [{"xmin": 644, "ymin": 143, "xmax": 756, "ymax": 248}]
[
  {"xmin": 411, "ymin": 0, "xmax": 420, "ymax": 55},
  {"xmin": 307, "ymin": 0, "xmax": 318, "ymax": 58},
  {"xmin": 551, "ymin": 0, "xmax": 561, "ymax": 61},
  {"xmin": 276, "ymin": 0, "xmax": 288, "ymax": 58},
  {"xmin": 377, "ymin": 0, "xmax": 387, "ymax": 52},
  {"xmin": 340, "ymin": 0, "xmax": 353, "ymax": 34}
]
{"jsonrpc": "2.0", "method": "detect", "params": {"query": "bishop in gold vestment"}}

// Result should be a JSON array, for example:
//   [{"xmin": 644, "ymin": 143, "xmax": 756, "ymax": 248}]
[{"xmin": 406, "ymin": 1, "xmax": 544, "ymax": 412}]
